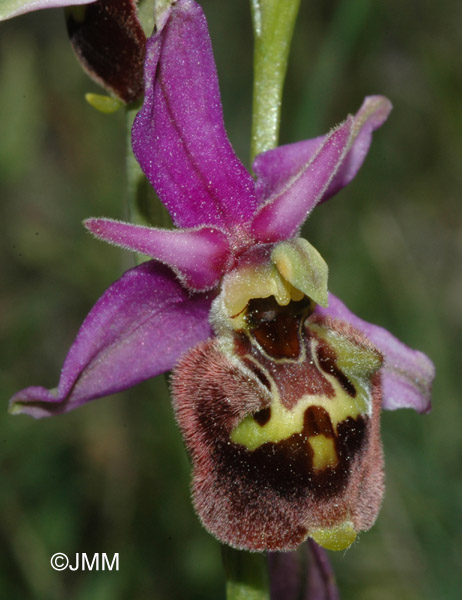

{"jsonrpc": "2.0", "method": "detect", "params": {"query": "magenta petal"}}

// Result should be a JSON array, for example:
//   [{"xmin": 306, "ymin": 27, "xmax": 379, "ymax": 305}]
[
  {"xmin": 269, "ymin": 541, "xmax": 339, "ymax": 600},
  {"xmin": 324, "ymin": 96, "xmax": 392, "ymax": 201},
  {"xmin": 10, "ymin": 262, "xmax": 213, "ymax": 418},
  {"xmin": 253, "ymin": 96, "xmax": 392, "ymax": 206},
  {"xmin": 132, "ymin": 0, "xmax": 257, "ymax": 229},
  {"xmin": 250, "ymin": 118, "xmax": 354, "ymax": 243},
  {"xmin": 85, "ymin": 218, "xmax": 231, "ymax": 291},
  {"xmin": 253, "ymin": 138, "xmax": 321, "ymax": 205},
  {"xmin": 315, "ymin": 294, "xmax": 434, "ymax": 413}
]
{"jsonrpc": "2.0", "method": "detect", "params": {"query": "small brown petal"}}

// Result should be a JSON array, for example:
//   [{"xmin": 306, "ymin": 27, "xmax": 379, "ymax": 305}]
[{"xmin": 66, "ymin": 0, "xmax": 146, "ymax": 103}]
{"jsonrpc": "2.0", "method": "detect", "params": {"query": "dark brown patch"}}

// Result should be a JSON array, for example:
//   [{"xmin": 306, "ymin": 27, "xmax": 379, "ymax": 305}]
[
  {"xmin": 244, "ymin": 297, "xmax": 313, "ymax": 360},
  {"xmin": 316, "ymin": 341, "xmax": 356, "ymax": 397},
  {"xmin": 242, "ymin": 358, "xmax": 272, "ymax": 390},
  {"xmin": 337, "ymin": 416, "xmax": 368, "ymax": 457},
  {"xmin": 254, "ymin": 407, "xmax": 272, "ymax": 426},
  {"xmin": 304, "ymin": 405, "xmax": 335, "ymax": 437}
]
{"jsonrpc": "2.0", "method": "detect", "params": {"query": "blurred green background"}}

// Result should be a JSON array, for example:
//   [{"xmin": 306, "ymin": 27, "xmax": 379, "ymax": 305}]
[{"xmin": 0, "ymin": 0, "xmax": 460, "ymax": 598}]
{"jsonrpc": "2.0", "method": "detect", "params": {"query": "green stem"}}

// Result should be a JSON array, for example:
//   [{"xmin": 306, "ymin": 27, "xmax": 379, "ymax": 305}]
[
  {"xmin": 222, "ymin": 546, "xmax": 270, "ymax": 600},
  {"xmin": 250, "ymin": 0, "xmax": 301, "ymax": 162}
]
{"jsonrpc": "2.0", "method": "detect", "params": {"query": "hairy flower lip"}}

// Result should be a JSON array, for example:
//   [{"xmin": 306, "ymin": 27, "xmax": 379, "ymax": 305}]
[{"xmin": 172, "ymin": 311, "xmax": 385, "ymax": 552}]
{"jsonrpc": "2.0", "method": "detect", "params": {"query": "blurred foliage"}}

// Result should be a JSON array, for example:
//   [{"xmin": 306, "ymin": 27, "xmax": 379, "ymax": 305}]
[{"xmin": 0, "ymin": 0, "xmax": 460, "ymax": 598}]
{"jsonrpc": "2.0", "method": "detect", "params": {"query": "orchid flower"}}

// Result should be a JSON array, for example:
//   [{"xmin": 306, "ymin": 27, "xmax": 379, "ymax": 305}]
[{"xmin": 9, "ymin": 0, "xmax": 434, "ymax": 554}]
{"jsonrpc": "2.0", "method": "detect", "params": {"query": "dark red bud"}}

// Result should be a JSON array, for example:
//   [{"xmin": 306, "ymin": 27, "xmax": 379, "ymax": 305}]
[{"xmin": 66, "ymin": 0, "xmax": 146, "ymax": 104}]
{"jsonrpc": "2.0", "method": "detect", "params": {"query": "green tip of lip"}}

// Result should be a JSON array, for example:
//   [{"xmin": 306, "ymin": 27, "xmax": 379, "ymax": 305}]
[{"xmin": 311, "ymin": 521, "xmax": 357, "ymax": 551}]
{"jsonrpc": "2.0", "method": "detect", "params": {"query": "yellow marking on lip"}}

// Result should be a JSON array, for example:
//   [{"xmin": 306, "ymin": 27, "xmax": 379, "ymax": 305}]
[{"xmin": 308, "ymin": 434, "xmax": 338, "ymax": 471}]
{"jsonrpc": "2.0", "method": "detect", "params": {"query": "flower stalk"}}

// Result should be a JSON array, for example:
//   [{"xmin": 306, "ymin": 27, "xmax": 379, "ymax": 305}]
[
  {"xmin": 250, "ymin": 0, "xmax": 302, "ymax": 161},
  {"xmin": 222, "ymin": 546, "xmax": 270, "ymax": 600}
]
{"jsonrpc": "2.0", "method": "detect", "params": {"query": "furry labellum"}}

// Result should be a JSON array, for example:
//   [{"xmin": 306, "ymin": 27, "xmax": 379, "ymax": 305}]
[{"xmin": 172, "ymin": 287, "xmax": 385, "ymax": 552}]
